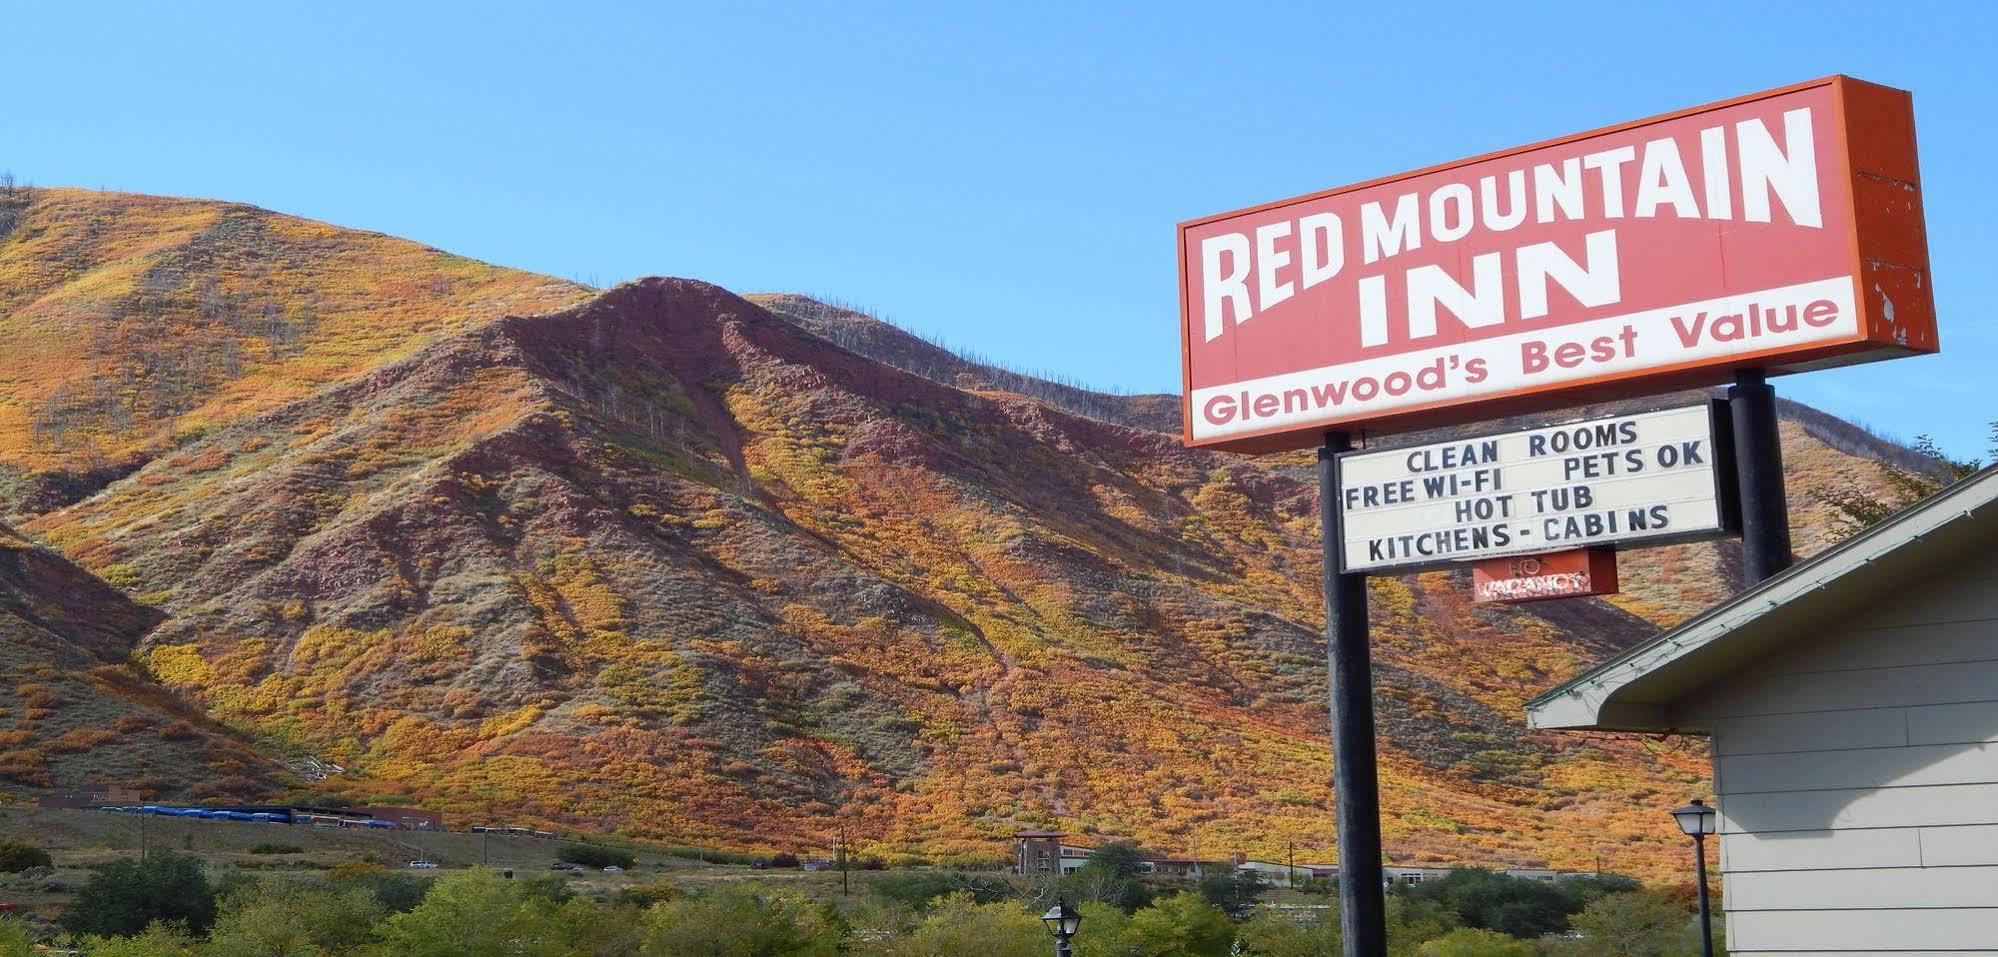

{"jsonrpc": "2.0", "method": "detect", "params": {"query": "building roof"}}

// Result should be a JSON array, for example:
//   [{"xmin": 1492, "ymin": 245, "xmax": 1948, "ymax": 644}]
[{"xmin": 1526, "ymin": 465, "xmax": 1998, "ymax": 732}]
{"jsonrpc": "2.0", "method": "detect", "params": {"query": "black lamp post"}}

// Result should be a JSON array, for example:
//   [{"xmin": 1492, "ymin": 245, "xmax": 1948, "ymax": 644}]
[
  {"xmin": 1040, "ymin": 899, "xmax": 1082, "ymax": 957},
  {"xmin": 1671, "ymin": 799, "xmax": 1719, "ymax": 957}
]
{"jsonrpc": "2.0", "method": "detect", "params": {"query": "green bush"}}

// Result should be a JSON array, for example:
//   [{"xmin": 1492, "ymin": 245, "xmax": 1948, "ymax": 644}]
[
  {"xmin": 1418, "ymin": 927, "xmax": 1538, "ymax": 956},
  {"xmin": 870, "ymin": 871, "xmax": 1016, "ymax": 912},
  {"xmin": 246, "ymin": 842, "xmax": 303, "ymax": 855},
  {"xmin": 0, "ymin": 842, "xmax": 50, "ymax": 873},
  {"xmin": 373, "ymin": 870, "xmax": 638, "ymax": 956},
  {"xmin": 1077, "ymin": 892, "xmax": 1234, "ymax": 957},
  {"xmin": 0, "ymin": 917, "xmax": 33, "ymax": 957},
  {"xmin": 205, "ymin": 879, "xmax": 382, "ymax": 956},
  {"xmin": 1401, "ymin": 868, "xmax": 1582, "ymax": 938},
  {"xmin": 1198, "ymin": 868, "xmax": 1264, "ymax": 919},
  {"xmin": 1554, "ymin": 891, "xmax": 1702, "ymax": 957},
  {"xmin": 640, "ymin": 883, "xmax": 839, "ymax": 956},
  {"xmin": 75, "ymin": 922, "xmax": 201, "ymax": 957},
  {"xmin": 556, "ymin": 844, "xmax": 637, "ymax": 869},
  {"xmin": 876, "ymin": 893, "xmax": 1043, "ymax": 957},
  {"xmin": 339, "ymin": 869, "xmax": 434, "ymax": 912},
  {"xmin": 60, "ymin": 850, "xmax": 217, "ymax": 937},
  {"xmin": 1234, "ymin": 905, "xmax": 1341, "ymax": 956}
]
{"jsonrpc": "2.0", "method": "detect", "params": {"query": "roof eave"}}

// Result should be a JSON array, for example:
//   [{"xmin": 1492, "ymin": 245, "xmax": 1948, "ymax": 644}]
[{"xmin": 1525, "ymin": 466, "xmax": 1998, "ymax": 732}]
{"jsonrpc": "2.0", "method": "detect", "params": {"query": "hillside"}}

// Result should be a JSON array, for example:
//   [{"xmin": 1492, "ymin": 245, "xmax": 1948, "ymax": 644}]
[
  {"xmin": 1, "ymin": 190, "xmax": 1915, "ymax": 879},
  {"xmin": 0, "ymin": 521, "xmax": 288, "ymax": 799},
  {"xmin": 0, "ymin": 186, "xmax": 591, "ymax": 512}
]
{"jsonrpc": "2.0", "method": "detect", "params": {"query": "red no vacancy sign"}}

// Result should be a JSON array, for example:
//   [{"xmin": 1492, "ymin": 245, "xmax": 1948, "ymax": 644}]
[{"xmin": 1178, "ymin": 76, "xmax": 1934, "ymax": 453}]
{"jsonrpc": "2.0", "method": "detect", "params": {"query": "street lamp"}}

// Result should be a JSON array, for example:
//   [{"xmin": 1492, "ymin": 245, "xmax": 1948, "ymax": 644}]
[
  {"xmin": 1671, "ymin": 799, "xmax": 1719, "ymax": 957},
  {"xmin": 1040, "ymin": 899, "xmax": 1082, "ymax": 957}
]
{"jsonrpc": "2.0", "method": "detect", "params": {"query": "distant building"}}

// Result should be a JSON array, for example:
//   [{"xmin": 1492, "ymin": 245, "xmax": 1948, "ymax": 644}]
[
  {"xmin": 1528, "ymin": 467, "xmax": 1998, "ymax": 954},
  {"xmin": 1139, "ymin": 855, "xmax": 1234, "ymax": 878},
  {"xmin": 1013, "ymin": 830, "xmax": 1092, "ymax": 876}
]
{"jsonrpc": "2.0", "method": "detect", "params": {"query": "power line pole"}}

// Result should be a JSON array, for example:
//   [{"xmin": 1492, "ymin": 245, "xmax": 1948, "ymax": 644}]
[{"xmin": 838, "ymin": 827, "xmax": 851, "ymax": 897}]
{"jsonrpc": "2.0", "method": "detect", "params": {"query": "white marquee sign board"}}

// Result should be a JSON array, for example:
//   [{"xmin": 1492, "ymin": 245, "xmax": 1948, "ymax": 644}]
[{"xmin": 1336, "ymin": 403, "xmax": 1739, "ymax": 574}]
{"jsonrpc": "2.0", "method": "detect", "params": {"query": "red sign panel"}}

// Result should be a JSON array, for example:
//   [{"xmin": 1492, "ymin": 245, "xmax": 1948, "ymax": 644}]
[
  {"xmin": 1472, "ymin": 549, "xmax": 1619, "ymax": 604},
  {"xmin": 1179, "ymin": 76, "xmax": 1935, "ymax": 452}
]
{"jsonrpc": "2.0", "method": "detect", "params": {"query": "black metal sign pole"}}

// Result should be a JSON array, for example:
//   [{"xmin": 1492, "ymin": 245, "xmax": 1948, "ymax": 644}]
[
  {"xmin": 1318, "ymin": 431, "xmax": 1387, "ymax": 956},
  {"xmin": 1729, "ymin": 370, "xmax": 1794, "ymax": 585}
]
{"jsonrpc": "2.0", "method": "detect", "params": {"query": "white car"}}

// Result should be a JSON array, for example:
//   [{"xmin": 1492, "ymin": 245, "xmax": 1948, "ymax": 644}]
[
  {"xmin": 602, "ymin": 865, "xmax": 623, "ymax": 873},
  {"xmin": 408, "ymin": 861, "xmax": 440, "ymax": 869}
]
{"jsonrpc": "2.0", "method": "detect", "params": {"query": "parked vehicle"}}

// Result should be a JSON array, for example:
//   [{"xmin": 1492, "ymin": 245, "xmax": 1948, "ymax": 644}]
[
  {"xmin": 602, "ymin": 865, "xmax": 623, "ymax": 873},
  {"xmin": 408, "ymin": 861, "xmax": 439, "ymax": 869}
]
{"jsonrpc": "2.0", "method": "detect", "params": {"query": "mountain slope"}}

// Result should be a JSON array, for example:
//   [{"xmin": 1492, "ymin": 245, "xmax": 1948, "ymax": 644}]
[
  {"xmin": 2, "ymin": 191, "xmax": 1922, "ymax": 879},
  {"xmin": 0, "ymin": 187, "xmax": 591, "ymax": 510},
  {"xmin": 0, "ymin": 521, "xmax": 288, "ymax": 799},
  {"xmin": 21, "ymin": 269, "xmax": 1900, "ymax": 878}
]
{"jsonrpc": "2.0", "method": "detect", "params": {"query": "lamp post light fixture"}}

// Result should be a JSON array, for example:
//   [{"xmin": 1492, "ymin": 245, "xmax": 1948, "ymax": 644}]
[
  {"xmin": 1040, "ymin": 899, "xmax": 1082, "ymax": 957},
  {"xmin": 1671, "ymin": 799, "xmax": 1719, "ymax": 957}
]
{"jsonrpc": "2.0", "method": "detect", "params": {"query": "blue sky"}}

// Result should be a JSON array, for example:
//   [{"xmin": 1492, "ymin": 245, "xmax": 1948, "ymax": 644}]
[{"xmin": 10, "ymin": 1, "xmax": 1995, "ymax": 457}]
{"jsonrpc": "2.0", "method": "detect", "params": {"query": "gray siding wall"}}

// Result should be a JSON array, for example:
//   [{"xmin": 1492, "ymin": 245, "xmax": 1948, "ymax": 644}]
[{"xmin": 1676, "ymin": 552, "xmax": 1998, "ymax": 954}]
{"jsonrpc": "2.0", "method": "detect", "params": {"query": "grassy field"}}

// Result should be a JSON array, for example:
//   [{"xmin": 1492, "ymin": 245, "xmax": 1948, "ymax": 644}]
[{"xmin": 0, "ymin": 805, "xmax": 947, "ymax": 925}]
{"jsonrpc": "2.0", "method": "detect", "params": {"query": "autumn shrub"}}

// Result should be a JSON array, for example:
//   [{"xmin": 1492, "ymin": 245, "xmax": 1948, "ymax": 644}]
[
  {"xmin": 46, "ymin": 728, "xmax": 117, "ymax": 753},
  {"xmin": 0, "ymin": 750, "xmax": 49, "ymax": 786}
]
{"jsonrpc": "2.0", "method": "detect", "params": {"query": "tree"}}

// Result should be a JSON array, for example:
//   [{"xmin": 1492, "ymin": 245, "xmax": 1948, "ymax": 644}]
[
  {"xmin": 1060, "ymin": 840, "xmax": 1153, "ymax": 913},
  {"xmin": 1085, "ymin": 841, "xmax": 1147, "ymax": 878},
  {"xmin": 1104, "ymin": 892, "xmax": 1235, "ymax": 957},
  {"xmin": 1384, "ymin": 896, "xmax": 1455, "ymax": 956},
  {"xmin": 1820, "ymin": 431, "xmax": 1990, "ymax": 540},
  {"xmin": 341, "ymin": 870, "xmax": 434, "ymax": 913},
  {"xmin": 61, "ymin": 851, "xmax": 218, "ymax": 937},
  {"xmin": 542, "ymin": 896, "xmax": 644, "ymax": 956},
  {"xmin": 204, "ymin": 878, "xmax": 383, "ymax": 957},
  {"xmin": 1402, "ymin": 869, "xmax": 1576, "ymax": 939},
  {"xmin": 557, "ymin": 844, "xmax": 637, "ymax": 870},
  {"xmin": 871, "ymin": 892, "xmax": 1044, "ymax": 957},
  {"xmin": 870, "ymin": 872, "xmax": 1015, "ymax": 912},
  {"xmin": 640, "ymin": 883, "xmax": 840, "ymax": 956},
  {"xmin": 1198, "ymin": 868, "xmax": 1264, "ymax": 919},
  {"xmin": 1416, "ymin": 927, "xmax": 1536, "ymax": 956},
  {"xmin": 1234, "ymin": 906, "xmax": 1340, "ymax": 956},
  {"xmin": 0, "ymin": 842, "xmax": 51, "ymax": 873},
  {"xmin": 369, "ymin": 869, "xmax": 561, "ymax": 957},
  {"xmin": 1564, "ymin": 891, "xmax": 1699, "ymax": 957}
]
